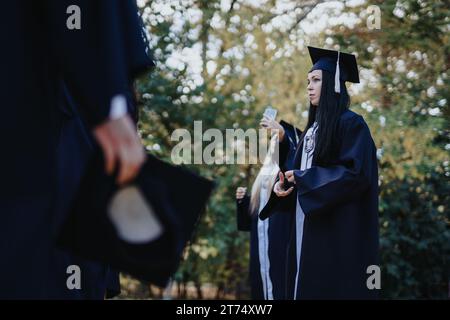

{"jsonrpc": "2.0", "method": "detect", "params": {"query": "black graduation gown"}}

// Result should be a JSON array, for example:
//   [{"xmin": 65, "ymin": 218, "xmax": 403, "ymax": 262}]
[
  {"xmin": 260, "ymin": 110, "xmax": 380, "ymax": 299},
  {"xmin": 47, "ymin": 82, "xmax": 120, "ymax": 299},
  {"xmin": 236, "ymin": 121, "xmax": 301, "ymax": 300},
  {"xmin": 0, "ymin": 1, "xmax": 153, "ymax": 299}
]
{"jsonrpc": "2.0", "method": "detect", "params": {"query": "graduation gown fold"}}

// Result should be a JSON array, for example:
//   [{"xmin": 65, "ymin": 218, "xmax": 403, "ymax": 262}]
[
  {"xmin": 47, "ymin": 0, "xmax": 155, "ymax": 126},
  {"xmin": 48, "ymin": 83, "xmax": 121, "ymax": 299}
]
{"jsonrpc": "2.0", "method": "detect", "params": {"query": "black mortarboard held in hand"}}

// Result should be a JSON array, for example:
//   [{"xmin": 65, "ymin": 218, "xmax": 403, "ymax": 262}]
[
  {"xmin": 307, "ymin": 46, "xmax": 360, "ymax": 93},
  {"xmin": 57, "ymin": 149, "xmax": 214, "ymax": 287}
]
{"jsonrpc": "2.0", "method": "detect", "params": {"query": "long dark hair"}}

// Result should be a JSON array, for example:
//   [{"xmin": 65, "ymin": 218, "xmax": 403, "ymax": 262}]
[{"xmin": 302, "ymin": 70, "xmax": 351, "ymax": 166}]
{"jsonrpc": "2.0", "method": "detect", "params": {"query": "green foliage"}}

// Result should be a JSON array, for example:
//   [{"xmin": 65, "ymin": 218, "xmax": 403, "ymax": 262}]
[{"xmin": 131, "ymin": 0, "xmax": 449, "ymax": 299}]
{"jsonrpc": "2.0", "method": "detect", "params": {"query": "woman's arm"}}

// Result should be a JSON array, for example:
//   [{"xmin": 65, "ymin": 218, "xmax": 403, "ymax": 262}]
[
  {"xmin": 292, "ymin": 115, "xmax": 377, "ymax": 215},
  {"xmin": 236, "ymin": 187, "xmax": 251, "ymax": 231}
]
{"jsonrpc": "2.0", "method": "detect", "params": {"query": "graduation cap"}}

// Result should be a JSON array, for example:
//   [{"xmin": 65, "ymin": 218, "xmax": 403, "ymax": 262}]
[
  {"xmin": 307, "ymin": 46, "xmax": 360, "ymax": 93},
  {"xmin": 56, "ymin": 149, "xmax": 214, "ymax": 287}
]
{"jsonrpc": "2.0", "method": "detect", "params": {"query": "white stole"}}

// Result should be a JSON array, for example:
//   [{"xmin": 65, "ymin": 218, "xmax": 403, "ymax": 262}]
[
  {"xmin": 293, "ymin": 122, "xmax": 318, "ymax": 299},
  {"xmin": 257, "ymin": 176, "xmax": 273, "ymax": 300}
]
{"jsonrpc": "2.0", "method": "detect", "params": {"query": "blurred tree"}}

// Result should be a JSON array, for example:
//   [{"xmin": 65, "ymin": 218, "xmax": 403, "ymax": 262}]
[{"xmin": 130, "ymin": 0, "xmax": 448, "ymax": 299}]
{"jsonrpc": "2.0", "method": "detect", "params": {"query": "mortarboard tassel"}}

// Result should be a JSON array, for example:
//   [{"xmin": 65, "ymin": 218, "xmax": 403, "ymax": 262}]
[{"xmin": 335, "ymin": 51, "xmax": 340, "ymax": 93}]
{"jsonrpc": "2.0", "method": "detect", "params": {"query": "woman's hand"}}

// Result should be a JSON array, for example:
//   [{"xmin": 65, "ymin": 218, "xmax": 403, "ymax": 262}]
[
  {"xmin": 284, "ymin": 170, "xmax": 296, "ymax": 184},
  {"xmin": 236, "ymin": 187, "xmax": 247, "ymax": 200},
  {"xmin": 260, "ymin": 116, "xmax": 285, "ymax": 141},
  {"xmin": 273, "ymin": 172, "xmax": 294, "ymax": 197},
  {"xmin": 93, "ymin": 115, "xmax": 145, "ymax": 186}
]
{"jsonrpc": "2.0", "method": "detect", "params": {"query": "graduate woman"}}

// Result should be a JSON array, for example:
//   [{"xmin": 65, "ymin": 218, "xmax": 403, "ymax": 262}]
[
  {"xmin": 260, "ymin": 47, "xmax": 380, "ymax": 299},
  {"xmin": 236, "ymin": 118, "xmax": 301, "ymax": 300}
]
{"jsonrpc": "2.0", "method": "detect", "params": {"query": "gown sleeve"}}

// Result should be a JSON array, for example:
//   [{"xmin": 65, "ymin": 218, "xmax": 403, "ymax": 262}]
[
  {"xmin": 47, "ymin": 0, "xmax": 155, "ymax": 127},
  {"xmin": 105, "ymin": 268, "xmax": 121, "ymax": 299},
  {"xmin": 236, "ymin": 194, "xmax": 251, "ymax": 231},
  {"xmin": 278, "ymin": 134, "xmax": 293, "ymax": 171},
  {"xmin": 294, "ymin": 115, "xmax": 377, "ymax": 215},
  {"xmin": 278, "ymin": 121, "xmax": 300, "ymax": 169}
]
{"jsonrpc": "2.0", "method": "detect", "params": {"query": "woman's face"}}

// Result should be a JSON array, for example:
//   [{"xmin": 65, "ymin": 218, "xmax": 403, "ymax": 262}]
[{"xmin": 307, "ymin": 69, "xmax": 322, "ymax": 106}]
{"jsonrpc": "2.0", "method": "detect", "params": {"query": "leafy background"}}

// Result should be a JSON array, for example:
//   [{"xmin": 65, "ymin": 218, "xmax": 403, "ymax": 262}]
[{"xmin": 119, "ymin": 0, "xmax": 449, "ymax": 299}]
